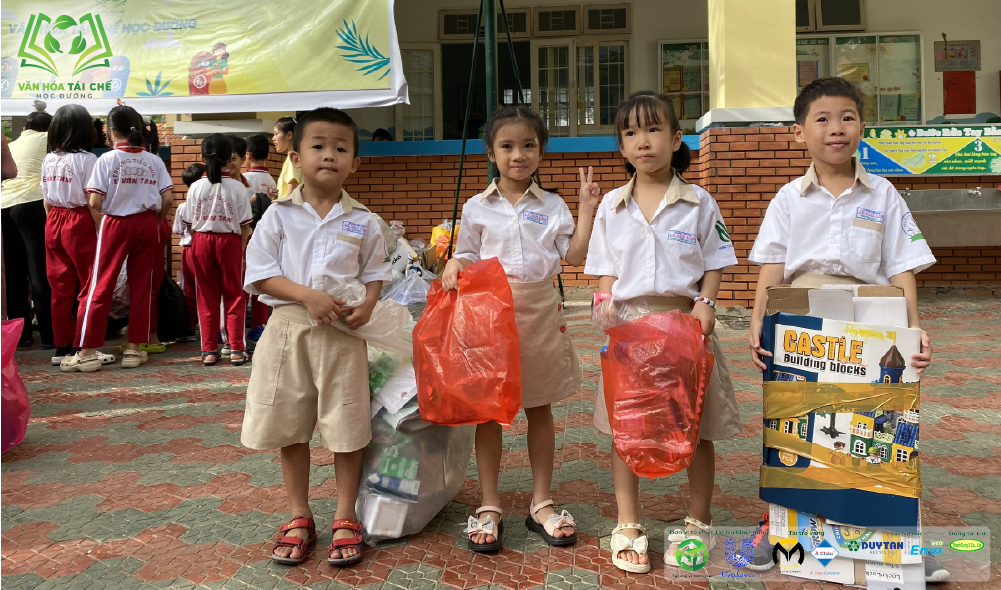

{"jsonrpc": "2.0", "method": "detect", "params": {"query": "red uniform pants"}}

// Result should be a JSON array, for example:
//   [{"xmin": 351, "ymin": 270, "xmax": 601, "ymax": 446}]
[
  {"xmin": 180, "ymin": 245, "xmax": 198, "ymax": 332},
  {"xmin": 148, "ymin": 218, "xmax": 170, "ymax": 336},
  {"xmin": 45, "ymin": 206, "xmax": 97, "ymax": 348},
  {"xmin": 79, "ymin": 210, "xmax": 158, "ymax": 348},
  {"xmin": 192, "ymin": 232, "xmax": 245, "ymax": 353}
]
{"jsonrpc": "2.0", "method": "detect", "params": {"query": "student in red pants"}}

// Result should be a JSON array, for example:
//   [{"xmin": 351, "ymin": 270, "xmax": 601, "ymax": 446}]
[
  {"xmin": 173, "ymin": 164, "xmax": 206, "ymax": 337},
  {"xmin": 62, "ymin": 105, "xmax": 174, "ymax": 372},
  {"xmin": 40, "ymin": 105, "xmax": 114, "ymax": 368},
  {"xmin": 181, "ymin": 134, "xmax": 252, "ymax": 366}
]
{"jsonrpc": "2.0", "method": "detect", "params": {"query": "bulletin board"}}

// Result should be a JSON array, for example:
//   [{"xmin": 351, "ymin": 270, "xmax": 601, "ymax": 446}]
[{"xmin": 659, "ymin": 40, "xmax": 708, "ymax": 123}]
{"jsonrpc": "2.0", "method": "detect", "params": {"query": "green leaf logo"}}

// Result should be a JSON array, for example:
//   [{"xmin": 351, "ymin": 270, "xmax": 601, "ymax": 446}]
[
  {"xmin": 52, "ymin": 15, "xmax": 77, "ymax": 30},
  {"xmin": 44, "ymin": 33, "xmax": 62, "ymax": 54},
  {"xmin": 715, "ymin": 220, "xmax": 731, "ymax": 242},
  {"xmin": 70, "ymin": 33, "xmax": 87, "ymax": 55},
  {"xmin": 16, "ymin": 12, "xmax": 113, "ymax": 77}
]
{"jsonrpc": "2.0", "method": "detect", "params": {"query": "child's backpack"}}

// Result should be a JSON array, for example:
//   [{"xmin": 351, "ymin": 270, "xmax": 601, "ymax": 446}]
[
  {"xmin": 251, "ymin": 192, "xmax": 272, "ymax": 229},
  {"xmin": 157, "ymin": 276, "xmax": 190, "ymax": 342}
]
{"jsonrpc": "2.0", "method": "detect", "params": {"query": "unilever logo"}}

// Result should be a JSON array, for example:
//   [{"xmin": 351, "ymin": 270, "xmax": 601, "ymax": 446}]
[
  {"xmin": 17, "ymin": 13, "xmax": 113, "ymax": 76},
  {"xmin": 811, "ymin": 539, "xmax": 839, "ymax": 568}
]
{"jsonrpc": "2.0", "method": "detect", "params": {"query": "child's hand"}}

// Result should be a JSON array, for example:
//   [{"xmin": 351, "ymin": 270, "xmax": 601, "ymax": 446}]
[
  {"xmin": 748, "ymin": 316, "xmax": 772, "ymax": 371},
  {"xmin": 911, "ymin": 329, "xmax": 932, "ymax": 375},
  {"xmin": 441, "ymin": 258, "xmax": 463, "ymax": 291},
  {"xmin": 343, "ymin": 300, "xmax": 376, "ymax": 330},
  {"xmin": 578, "ymin": 166, "xmax": 601, "ymax": 213},
  {"xmin": 303, "ymin": 289, "xmax": 347, "ymax": 325},
  {"xmin": 692, "ymin": 301, "xmax": 716, "ymax": 336}
]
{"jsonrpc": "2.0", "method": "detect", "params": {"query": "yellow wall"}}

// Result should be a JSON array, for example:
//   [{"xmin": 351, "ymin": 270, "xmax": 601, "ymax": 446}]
[{"xmin": 708, "ymin": 0, "xmax": 797, "ymax": 110}]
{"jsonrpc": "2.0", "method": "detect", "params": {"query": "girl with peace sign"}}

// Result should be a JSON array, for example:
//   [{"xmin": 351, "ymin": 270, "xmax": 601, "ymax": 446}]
[{"xmin": 441, "ymin": 106, "xmax": 600, "ymax": 553}]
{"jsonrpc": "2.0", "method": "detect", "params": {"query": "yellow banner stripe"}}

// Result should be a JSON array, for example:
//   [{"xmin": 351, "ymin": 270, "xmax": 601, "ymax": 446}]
[{"xmin": 762, "ymin": 382, "xmax": 920, "ymax": 418}]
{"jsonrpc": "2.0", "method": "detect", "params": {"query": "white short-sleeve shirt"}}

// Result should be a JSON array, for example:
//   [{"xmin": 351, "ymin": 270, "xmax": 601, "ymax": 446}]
[
  {"xmin": 453, "ymin": 180, "xmax": 575, "ymax": 283},
  {"xmin": 85, "ymin": 143, "xmax": 173, "ymax": 216},
  {"xmin": 749, "ymin": 163, "xmax": 936, "ymax": 282},
  {"xmin": 585, "ymin": 173, "xmax": 737, "ymax": 300},
  {"xmin": 172, "ymin": 200, "xmax": 193, "ymax": 246},
  {"xmin": 40, "ymin": 151, "xmax": 98, "ymax": 209},
  {"xmin": 244, "ymin": 167, "xmax": 278, "ymax": 199},
  {"xmin": 244, "ymin": 185, "xmax": 393, "ymax": 306},
  {"xmin": 181, "ymin": 177, "xmax": 253, "ymax": 235}
]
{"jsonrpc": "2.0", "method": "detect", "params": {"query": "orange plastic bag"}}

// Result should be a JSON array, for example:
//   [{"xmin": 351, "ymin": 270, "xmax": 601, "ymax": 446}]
[
  {"xmin": 414, "ymin": 258, "xmax": 522, "ymax": 427},
  {"xmin": 601, "ymin": 310, "xmax": 714, "ymax": 479}
]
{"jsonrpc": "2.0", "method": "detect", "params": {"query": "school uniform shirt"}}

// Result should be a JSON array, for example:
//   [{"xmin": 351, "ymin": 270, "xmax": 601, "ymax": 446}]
[
  {"xmin": 749, "ymin": 162, "xmax": 936, "ymax": 283},
  {"xmin": 585, "ymin": 172, "xmax": 737, "ymax": 301},
  {"xmin": 244, "ymin": 185, "xmax": 392, "ymax": 306},
  {"xmin": 1, "ymin": 129, "xmax": 47, "ymax": 208},
  {"xmin": 277, "ymin": 155, "xmax": 302, "ymax": 199},
  {"xmin": 85, "ymin": 143, "xmax": 173, "ymax": 216},
  {"xmin": 244, "ymin": 167, "xmax": 278, "ymax": 199},
  {"xmin": 181, "ymin": 177, "xmax": 253, "ymax": 234},
  {"xmin": 172, "ymin": 200, "xmax": 193, "ymax": 246},
  {"xmin": 40, "ymin": 151, "xmax": 98, "ymax": 208},
  {"xmin": 453, "ymin": 180, "xmax": 575, "ymax": 283}
]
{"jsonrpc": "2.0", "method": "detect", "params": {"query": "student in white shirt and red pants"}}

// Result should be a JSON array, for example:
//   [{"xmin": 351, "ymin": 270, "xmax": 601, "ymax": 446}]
[
  {"xmin": 181, "ymin": 134, "xmax": 253, "ymax": 366},
  {"xmin": 62, "ymin": 106, "xmax": 174, "ymax": 373}
]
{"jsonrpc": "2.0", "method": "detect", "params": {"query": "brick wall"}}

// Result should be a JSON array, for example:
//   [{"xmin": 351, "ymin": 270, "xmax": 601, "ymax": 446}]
[{"xmin": 167, "ymin": 133, "xmax": 1000, "ymax": 307}]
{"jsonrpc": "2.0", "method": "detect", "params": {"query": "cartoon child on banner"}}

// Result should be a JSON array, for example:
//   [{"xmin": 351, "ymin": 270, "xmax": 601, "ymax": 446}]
[
  {"xmin": 188, "ymin": 52, "xmax": 213, "ymax": 95},
  {"xmin": 208, "ymin": 43, "xmax": 229, "ymax": 95}
]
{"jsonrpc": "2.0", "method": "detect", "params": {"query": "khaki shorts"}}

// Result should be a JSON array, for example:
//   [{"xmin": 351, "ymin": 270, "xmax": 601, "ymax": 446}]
[
  {"xmin": 593, "ymin": 297, "xmax": 742, "ymax": 441},
  {"xmin": 241, "ymin": 304, "xmax": 372, "ymax": 453}
]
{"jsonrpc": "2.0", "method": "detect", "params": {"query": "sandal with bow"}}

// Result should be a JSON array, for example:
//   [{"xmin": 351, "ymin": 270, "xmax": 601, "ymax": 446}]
[
  {"xmin": 270, "ymin": 516, "xmax": 317, "ymax": 566},
  {"xmin": 466, "ymin": 506, "xmax": 504, "ymax": 553},
  {"xmin": 526, "ymin": 499, "xmax": 577, "ymax": 546},
  {"xmin": 327, "ymin": 518, "xmax": 364, "ymax": 567},
  {"xmin": 665, "ymin": 516, "xmax": 716, "ymax": 567},
  {"xmin": 610, "ymin": 523, "xmax": 651, "ymax": 574}
]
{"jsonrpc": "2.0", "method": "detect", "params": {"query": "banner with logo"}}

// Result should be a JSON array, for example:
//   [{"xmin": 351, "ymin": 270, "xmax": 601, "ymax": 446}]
[
  {"xmin": 1, "ymin": 0, "xmax": 406, "ymax": 114},
  {"xmin": 858, "ymin": 125, "xmax": 1001, "ymax": 176}
]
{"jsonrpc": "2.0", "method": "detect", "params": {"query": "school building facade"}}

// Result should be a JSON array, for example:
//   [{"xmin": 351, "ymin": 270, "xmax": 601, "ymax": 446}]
[{"xmin": 166, "ymin": 0, "xmax": 1001, "ymax": 307}]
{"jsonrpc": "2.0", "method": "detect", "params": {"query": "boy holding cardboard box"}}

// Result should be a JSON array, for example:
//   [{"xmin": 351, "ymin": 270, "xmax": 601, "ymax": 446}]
[{"xmin": 748, "ymin": 77, "xmax": 934, "ymax": 373}]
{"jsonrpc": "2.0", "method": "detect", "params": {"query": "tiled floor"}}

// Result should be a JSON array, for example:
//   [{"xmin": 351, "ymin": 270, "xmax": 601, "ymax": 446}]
[{"xmin": 2, "ymin": 295, "xmax": 999, "ymax": 589}]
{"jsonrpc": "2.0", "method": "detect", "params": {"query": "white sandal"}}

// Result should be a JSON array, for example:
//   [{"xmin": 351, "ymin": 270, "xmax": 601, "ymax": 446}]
[
  {"xmin": 60, "ymin": 353, "xmax": 102, "ymax": 373},
  {"xmin": 665, "ymin": 516, "xmax": 716, "ymax": 567},
  {"xmin": 526, "ymin": 499, "xmax": 577, "ymax": 546},
  {"xmin": 121, "ymin": 349, "xmax": 149, "ymax": 369},
  {"xmin": 610, "ymin": 523, "xmax": 651, "ymax": 574}
]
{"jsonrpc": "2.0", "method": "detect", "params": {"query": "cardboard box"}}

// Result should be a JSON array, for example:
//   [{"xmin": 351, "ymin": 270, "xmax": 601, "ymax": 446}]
[{"xmin": 767, "ymin": 284, "xmax": 906, "ymax": 327}]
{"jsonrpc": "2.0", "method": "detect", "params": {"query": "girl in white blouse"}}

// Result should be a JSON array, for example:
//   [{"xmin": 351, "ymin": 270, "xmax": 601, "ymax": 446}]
[
  {"xmin": 584, "ymin": 91, "xmax": 741, "ymax": 574},
  {"xmin": 441, "ymin": 106, "xmax": 600, "ymax": 553}
]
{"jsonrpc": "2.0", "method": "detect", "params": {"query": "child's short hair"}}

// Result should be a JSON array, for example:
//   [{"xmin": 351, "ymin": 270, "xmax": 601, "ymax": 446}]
[
  {"xmin": 226, "ymin": 134, "xmax": 247, "ymax": 159},
  {"xmin": 47, "ymin": 105, "xmax": 96, "ymax": 153},
  {"xmin": 246, "ymin": 134, "xmax": 271, "ymax": 160},
  {"xmin": 182, "ymin": 163, "xmax": 207, "ymax": 187},
  {"xmin": 794, "ymin": 77, "xmax": 866, "ymax": 125},
  {"xmin": 275, "ymin": 116, "xmax": 296, "ymax": 135},
  {"xmin": 292, "ymin": 107, "xmax": 359, "ymax": 157},
  {"xmin": 614, "ymin": 91, "xmax": 691, "ymax": 176},
  {"xmin": 371, "ymin": 128, "xmax": 393, "ymax": 142},
  {"xmin": 25, "ymin": 111, "xmax": 53, "ymax": 132},
  {"xmin": 202, "ymin": 134, "xmax": 233, "ymax": 184}
]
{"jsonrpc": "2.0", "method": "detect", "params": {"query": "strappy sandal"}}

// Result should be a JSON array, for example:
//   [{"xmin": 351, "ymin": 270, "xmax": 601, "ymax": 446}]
[
  {"xmin": 665, "ymin": 516, "xmax": 716, "ymax": 567},
  {"xmin": 202, "ymin": 351, "xmax": 218, "ymax": 366},
  {"xmin": 327, "ymin": 518, "xmax": 364, "ymax": 567},
  {"xmin": 270, "ymin": 516, "xmax": 317, "ymax": 566},
  {"xmin": 526, "ymin": 500, "xmax": 577, "ymax": 546},
  {"xmin": 465, "ymin": 506, "xmax": 503, "ymax": 553},
  {"xmin": 230, "ymin": 351, "xmax": 248, "ymax": 366},
  {"xmin": 121, "ymin": 349, "xmax": 148, "ymax": 369},
  {"xmin": 610, "ymin": 523, "xmax": 651, "ymax": 574}
]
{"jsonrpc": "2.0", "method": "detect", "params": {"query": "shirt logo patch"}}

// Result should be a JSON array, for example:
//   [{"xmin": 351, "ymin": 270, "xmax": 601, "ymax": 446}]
[
  {"xmin": 901, "ymin": 212, "xmax": 924, "ymax": 243},
  {"xmin": 856, "ymin": 207, "xmax": 886, "ymax": 224},
  {"xmin": 522, "ymin": 211, "xmax": 549, "ymax": 225},
  {"xmin": 341, "ymin": 221, "xmax": 367, "ymax": 236},
  {"xmin": 667, "ymin": 230, "xmax": 697, "ymax": 245}
]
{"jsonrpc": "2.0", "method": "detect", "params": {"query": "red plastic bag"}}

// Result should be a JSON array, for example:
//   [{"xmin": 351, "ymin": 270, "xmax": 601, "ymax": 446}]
[
  {"xmin": 601, "ymin": 310, "xmax": 713, "ymax": 479},
  {"xmin": 414, "ymin": 258, "xmax": 522, "ymax": 427},
  {"xmin": 2, "ymin": 319, "xmax": 30, "ymax": 452}
]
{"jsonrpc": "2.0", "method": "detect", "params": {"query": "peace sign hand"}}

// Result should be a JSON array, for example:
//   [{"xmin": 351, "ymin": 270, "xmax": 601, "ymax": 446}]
[{"xmin": 578, "ymin": 166, "xmax": 601, "ymax": 213}]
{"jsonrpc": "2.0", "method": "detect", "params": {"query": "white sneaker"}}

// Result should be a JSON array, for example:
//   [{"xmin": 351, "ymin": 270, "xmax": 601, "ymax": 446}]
[
  {"xmin": 61, "ymin": 353, "xmax": 103, "ymax": 373},
  {"xmin": 121, "ymin": 349, "xmax": 149, "ymax": 369}
]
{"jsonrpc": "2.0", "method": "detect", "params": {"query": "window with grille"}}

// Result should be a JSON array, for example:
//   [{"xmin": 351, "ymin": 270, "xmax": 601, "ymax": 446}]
[
  {"xmin": 536, "ymin": 7, "xmax": 579, "ymax": 36},
  {"xmin": 583, "ymin": 4, "xmax": 630, "ymax": 34},
  {"xmin": 400, "ymin": 49, "xmax": 435, "ymax": 140},
  {"xmin": 896, "ymin": 448, "xmax": 909, "ymax": 462},
  {"xmin": 499, "ymin": 11, "xmax": 529, "ymax": 35},
  {"xmin": 854, "ymin": 440, "xmax": 865, "ymax": 455},
  {"xmin": 442, "ymin": 13, "xmax": 478, "ymax": 37},
  {"xmin": 440, "ymin": 9, "xmax": 530, "ymax": 40},
  {"xmin": 797, "ymin": 0, "xmax": 867, "ymax": 32}
]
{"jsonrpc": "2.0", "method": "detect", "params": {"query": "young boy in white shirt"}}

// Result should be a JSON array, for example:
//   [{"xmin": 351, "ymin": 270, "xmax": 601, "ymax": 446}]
[
  {"xmin": 748, "ymin": 77, "xmax": 934, "ymax": 373},
  {"xmin": 242, "ymin": 108, "xmax": 391, "ymax": 568}
]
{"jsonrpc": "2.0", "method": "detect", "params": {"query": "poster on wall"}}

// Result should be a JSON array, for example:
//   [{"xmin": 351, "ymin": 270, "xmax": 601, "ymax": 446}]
[
  {"xmin": 934, "ymin": 40, "xmax": 981, "ymax": 71},
  {"xmin": 858, "ymin": 126, "xmax": 1001, "ymax": 176},
  {"xmin": 0, "ymin": 0, "xmax": 407, "ymax": 114}
]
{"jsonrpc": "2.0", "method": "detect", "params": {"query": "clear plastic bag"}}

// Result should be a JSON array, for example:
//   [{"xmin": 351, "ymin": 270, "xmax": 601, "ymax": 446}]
[
  {"xmin": 591, "ymin": 296, "xmax": 650, "ymax": 332},
  {"xmin": 313, "ymin": 281, "xmax": 415, "ymax": 357},
  {"xmin": 413, "ymin": 258, "xmax": 522, "ymax": 427},
  {"xmin": 2, "ymin": 319, "xmax": 30, "ymax": 452},
  {"xmin": 384, "ymin": 272, "xmax": 430, "ymax": 307},
  {"xmin": 601, "ymin": 309, "xmax": 714, "ymax": 479}
]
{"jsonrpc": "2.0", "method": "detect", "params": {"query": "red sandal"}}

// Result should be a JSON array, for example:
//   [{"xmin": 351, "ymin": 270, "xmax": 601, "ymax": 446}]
[
  {"xmin": 327, "ymin": 518, "xmax": 364, "ymax": 567},
  {"xmin": 270, "ymin": 516, "xmax": 317, "ymax": 566}
]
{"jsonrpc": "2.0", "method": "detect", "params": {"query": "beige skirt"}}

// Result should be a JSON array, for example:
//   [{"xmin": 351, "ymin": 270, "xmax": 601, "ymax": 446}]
[
  {"xmin": 593, "ymin": 296, "xmax": 742, "ymax": 441},
  {"xmin": 511, "ymin": 279, "xmax": 582, "ymax": 408},
  {"xmin": 789, "ymin": 271, "xmax": 865, "ymax": 288}
]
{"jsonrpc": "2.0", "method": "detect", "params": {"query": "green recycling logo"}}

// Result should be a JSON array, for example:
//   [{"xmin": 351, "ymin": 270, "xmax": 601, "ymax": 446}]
[
  {"xmin": 676, "ymin": 538, "xmax": 709, "ymax": 572},
  {"xmin": 715, "ymin": 220, "xmax": 731, "ymax": 243},
  {"xmin": 17, "ymin": 12, "xmax": 113, "ymax": 76}
]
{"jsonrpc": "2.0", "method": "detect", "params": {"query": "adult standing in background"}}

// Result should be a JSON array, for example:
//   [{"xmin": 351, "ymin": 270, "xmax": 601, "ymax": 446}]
[{"xmin": 1, "ymin": 103, "xmax": 54, "ymax": 348}]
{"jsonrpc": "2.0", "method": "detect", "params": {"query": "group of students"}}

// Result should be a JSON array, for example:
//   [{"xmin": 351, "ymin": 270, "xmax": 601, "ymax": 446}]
[
  {"xmin": 239, "ymin": 77, "xmax": 934, "ymax": 573},
  {"xmin": 32, "ymin": 104, "xmax": 304, "ymax": 373}
]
